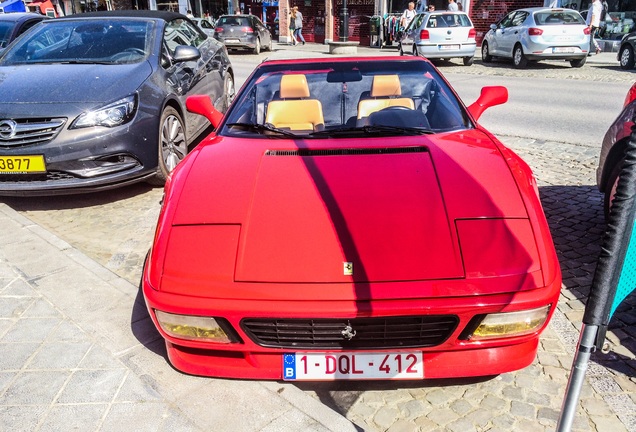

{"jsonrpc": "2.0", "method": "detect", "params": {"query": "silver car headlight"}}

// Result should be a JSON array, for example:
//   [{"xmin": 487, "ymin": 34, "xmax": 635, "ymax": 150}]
[{"xmin": 71, "ymin": 94, "xmax": 137, "ymax": 129}]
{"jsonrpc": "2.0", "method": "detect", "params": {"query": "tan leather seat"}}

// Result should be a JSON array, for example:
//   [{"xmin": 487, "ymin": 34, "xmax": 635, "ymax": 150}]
[
  {"xmin": 265, "ymin": 74, "xmax": 324, "ymax": 131},
  {"xmin": 357, "ymin": 75, "xmax": 415, "ymax": 119}
]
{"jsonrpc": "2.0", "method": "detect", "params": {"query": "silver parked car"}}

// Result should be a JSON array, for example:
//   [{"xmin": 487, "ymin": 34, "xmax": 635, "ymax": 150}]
[
  {"xmin": 399, "ymin": 12, "xmax": 476, "ymax": 66},
  {"xmin": 213, "ymin": 14, "xmax": 272, "ymax": 54},
  {"xmin": 481, "ymin": 7, "xmax": 590, "ymax": 68},
  {"xmin": 192, "ymin": 17, "xmax": 216, "ymax": 37}
]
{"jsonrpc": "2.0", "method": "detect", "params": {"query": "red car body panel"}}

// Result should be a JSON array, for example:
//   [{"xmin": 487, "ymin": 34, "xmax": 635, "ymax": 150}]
[{"xmin": 142, "ymin": 57, "xmax": 561, "ymax": 380}]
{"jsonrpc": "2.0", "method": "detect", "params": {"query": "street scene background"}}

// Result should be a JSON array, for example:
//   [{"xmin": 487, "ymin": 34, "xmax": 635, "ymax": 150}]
[{"xmin": 0, "ymin": 45, "xmax": 635, "ymax": 431}]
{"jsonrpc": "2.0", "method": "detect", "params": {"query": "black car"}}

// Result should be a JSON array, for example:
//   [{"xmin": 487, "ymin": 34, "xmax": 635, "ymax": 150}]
[
  {"xmin": 214, "ymin": 14, "xmax": 272, "ymax": 54},
  {"xmin": 0, "ymin": 11, "xmax": 234, "ymax": 195},
  {"xmin": 0, "ymin": 12, "xmax": 48, "ymax": 51},
  {"xmin": 618, "ymin": 31, "xmax": 636, "ymax": 69}
]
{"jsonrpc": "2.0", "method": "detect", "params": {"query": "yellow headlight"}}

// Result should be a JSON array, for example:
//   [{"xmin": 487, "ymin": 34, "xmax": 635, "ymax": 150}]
[
  {"xmin": 470, "ymin": 305, "xmax": 551, "ymax": 340},
  {"xmin": 155, "ymin": 310, "xmax": 235, "ymax": 343}
]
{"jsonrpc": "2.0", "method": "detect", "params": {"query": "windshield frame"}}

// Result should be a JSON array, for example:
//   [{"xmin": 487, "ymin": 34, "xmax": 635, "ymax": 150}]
[
  {"xmin": 219, "ymin": 59, "xmax": 472, "ymax": 139},
  {"xmin": 0, "ymin": 17, "xmax": 157, "ymax": 66}
]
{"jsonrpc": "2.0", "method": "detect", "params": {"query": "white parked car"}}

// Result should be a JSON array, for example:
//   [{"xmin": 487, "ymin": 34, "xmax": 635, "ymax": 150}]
[
  {"xmin": 399, "ymin": 12, "xmax": 476, "ymax": 66},
  {"xmin": 481, "ymin": 7, "xmax": 590, "ymax": 68}
]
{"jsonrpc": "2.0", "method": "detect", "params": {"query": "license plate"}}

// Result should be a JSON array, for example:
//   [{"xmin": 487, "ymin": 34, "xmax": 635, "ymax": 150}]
[
  {"xmin": 224, "ymin": 38, "xmax": 240, "ymax": 43},
  {"xmin": 553, "ymin": 47, "xmax": 575, "ymax": 53},
  {"xmin": 282, "ymin": 352, "xmax": 424, "ymax": 380},
  {"xmin": 0, "ymin": 155, "xmax": 46, "ymax": 174},
  {"xmin": 439, "ymin": 44, "xmax": 460, "ymax": 50}
]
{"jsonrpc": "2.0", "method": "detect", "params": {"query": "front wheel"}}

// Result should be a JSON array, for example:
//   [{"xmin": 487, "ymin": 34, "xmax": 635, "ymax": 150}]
[
  {"xmin": 253, "ymin": 38, "xmax": 261, "ymax": 54},
  {"xmin": 481, "ymin": 42, "xmax": 492, "ymax": 62},
  {"xmin": 221, "ymin": 73, "xmax": 236, "ymax": 113},
  {"xmin": 148, "ymin": 107, "xmax": 187, "ymax": 186},
  {"xmin": 619, "ymin": 45, "xmax": 635, "ymax": 69},
  {"xmin": 513, "ymin": 45, "xmax": 528, "ymax": 68},
  {"xmin": 463, "ymin": 56, "xmax": 474, "ymax": 66},
  {"xmin": 570, "ymin": 56, "xmax": 586, "ymax": 68}
]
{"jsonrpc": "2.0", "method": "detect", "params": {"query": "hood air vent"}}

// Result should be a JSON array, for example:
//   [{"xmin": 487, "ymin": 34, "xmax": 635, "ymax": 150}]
[{"xmin": 265, "ymin": 147, "xmax": 428, "ymax": 157}]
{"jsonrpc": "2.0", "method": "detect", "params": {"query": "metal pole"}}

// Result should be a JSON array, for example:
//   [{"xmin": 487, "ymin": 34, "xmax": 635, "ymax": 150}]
[
  {"xmin": 557, "ymin": 324, "xmax": 599, "ymax": 432},
  {"xmin": 339, "ymin": 0, "xmax": 349, "ymax": 41}
]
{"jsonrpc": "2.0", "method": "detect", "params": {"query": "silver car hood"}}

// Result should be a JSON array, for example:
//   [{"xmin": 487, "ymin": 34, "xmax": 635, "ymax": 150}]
[{"xmin": 0, "ymin": 62, "xmax": 152, "ymax": 108}]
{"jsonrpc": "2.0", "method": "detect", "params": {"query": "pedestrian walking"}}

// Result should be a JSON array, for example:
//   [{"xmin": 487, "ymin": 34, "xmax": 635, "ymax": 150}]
[
  {"xmin": 289, "ymin": 8, "xmax": 298, "ymax": 45},
  {"xmin": 292, "ymin": 6, "xmax": 306, "ymax": 45},
  {"xmin": 586, "ymin": 0, "xmax": 603, "ymax": 55}
]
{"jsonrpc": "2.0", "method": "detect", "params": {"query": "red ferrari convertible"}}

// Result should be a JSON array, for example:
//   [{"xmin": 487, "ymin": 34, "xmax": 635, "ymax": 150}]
[{"xmin": 143, "ymin": 57, "xmax": 562, "ymax": 380}]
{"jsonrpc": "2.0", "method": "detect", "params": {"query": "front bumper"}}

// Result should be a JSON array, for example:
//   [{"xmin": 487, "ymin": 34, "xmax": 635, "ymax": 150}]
[
  {"xmin": 143, "ymin": 269, "xmax": 561, "ymax": 379},
  {"xmin": 0, "ymin": 111, "xmax": 160, "ymax": 195},
  {"xmin": 416, "ymin": 43, "xmax": 476, "ymax": 59}
]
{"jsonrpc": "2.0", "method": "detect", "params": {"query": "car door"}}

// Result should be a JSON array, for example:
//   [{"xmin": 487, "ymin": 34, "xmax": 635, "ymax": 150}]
[
  {"xmin": 252, "ymin": 16, "xmax": 270, "ymax": 47},
  {"xmin": 163, "ymin": 18, "xmax": 223, "ymax": 139},
  {"xmin": 401, "ymin": 13, "xmax": 424, "ymax": 55},
  {"xmin": 502, "ymin": 11, "xmax": 528, "ymax": 57},
  {"xmin": 489, "ymin": 11, "xmax": 515, "ymax": 56}
]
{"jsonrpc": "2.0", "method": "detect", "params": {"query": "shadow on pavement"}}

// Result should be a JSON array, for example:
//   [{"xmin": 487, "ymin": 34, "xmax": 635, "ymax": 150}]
[
  {"xmin": 0, "ymin": 181, "xmax": 159, "ymax": 211},
  {"xmin": 294, "ymin": 375, "xmax": 496, "ymax": 417},
  {"xmin": 540, "ymin": 184, "xmax": 635, "ymax": 376}
]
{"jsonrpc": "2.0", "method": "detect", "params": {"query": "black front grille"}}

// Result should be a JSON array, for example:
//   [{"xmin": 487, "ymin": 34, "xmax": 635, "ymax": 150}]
[
  {"xmin": 0, "ymin": 171, "xmax": 76, "ymax": 183},
  {"xmin": 241, "ymin": 316, "xmax": 459, "ymax": 349}
]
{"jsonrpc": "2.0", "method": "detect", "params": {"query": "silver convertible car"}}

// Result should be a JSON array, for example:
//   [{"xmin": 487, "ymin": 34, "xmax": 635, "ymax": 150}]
[
  {"xmin": 481, "ymin": 7, "xmax": 590, "ymax": 68},
  {"xmin": 0, "ymin": 10, "xmax": 234, "ymax": 195}
]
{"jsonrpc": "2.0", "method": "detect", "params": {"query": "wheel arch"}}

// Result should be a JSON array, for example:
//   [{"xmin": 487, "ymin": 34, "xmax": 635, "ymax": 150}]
[{"xmin": 600, "ymin": 137, "xmax": 628, "ymax": 192}]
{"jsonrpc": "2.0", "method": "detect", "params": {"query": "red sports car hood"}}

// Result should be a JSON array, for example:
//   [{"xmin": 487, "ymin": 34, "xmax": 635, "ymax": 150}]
[{"xmin": 169, "ymin": 129, "xmax": 533, "ymax": 286}]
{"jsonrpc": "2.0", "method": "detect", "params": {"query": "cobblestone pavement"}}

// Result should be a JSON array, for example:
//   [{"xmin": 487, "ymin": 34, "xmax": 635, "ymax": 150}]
[{"xmin": 1, "ymin": 46, "xmax": 635, "ymax": 431}]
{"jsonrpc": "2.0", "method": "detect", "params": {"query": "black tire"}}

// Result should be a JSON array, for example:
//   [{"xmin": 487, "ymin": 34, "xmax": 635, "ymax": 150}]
[
  {"xmin": 513, "ymin": 44, "xmax": 528, "ymax": 68},
  {"xmin": 619, "ymin": 45, "xmax": 635, "ymax": 70},
  {"xmin": 604, "ymin": 158, "xmax": 624, "ymax": 220},
  {"xmin": 266, "ymin": 36, "xmax": 273, "ymax": 51},
  {"xmin": 221, "ymin": 73, "xmax": 236, "ymax": 113},
  {"xmin": 570, "ymin": 56, "xmax": 586, "ymax": 68},
  {"xmin": 481, "ymin": 42, "xmax": 492, "ymax": 63},
  {"xmin": 148, "ymin": 106, "xmax": 187, "ymax": 186},
  {"xmin": 463, "ymin": 56, "xmax": 474, "ymax": 66},
  {"xmin": 253, "ymin": 38, "xmax": 261, "ymax": 54}
]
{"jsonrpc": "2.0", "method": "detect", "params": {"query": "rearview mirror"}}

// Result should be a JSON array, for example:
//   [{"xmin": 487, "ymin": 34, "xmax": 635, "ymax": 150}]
[
  {"xmin": 186, "ymin": 95, "xmax": 223, "ymax": 129},
  {"xmin": 467, "ymin": 86, "xmax": 508, "ymax": 121}
]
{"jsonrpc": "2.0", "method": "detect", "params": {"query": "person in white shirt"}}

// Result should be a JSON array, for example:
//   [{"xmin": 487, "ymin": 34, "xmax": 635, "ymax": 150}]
[
  {"xmin": 447, "ymin": 0, "xmax": 458, "ymax": 11},
  {"xmin": 401, "ymin": 2, "xmax": 416, "ymax": 29},
  {"xmin": 586, "ymin": 0, "xmax": 603, "ymax": 54}
]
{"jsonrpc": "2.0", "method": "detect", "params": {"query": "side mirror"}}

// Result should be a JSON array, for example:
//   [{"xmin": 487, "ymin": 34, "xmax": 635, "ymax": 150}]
[
  {"xmin": 467, "ymin": 86, "xmax": 508, "ymax": 121},
  {"xmin": 490, "ymin": 23, "xmax": 497, "ymax": 30},
  {"xmin": 173, "ymin": 45, "xmax": 201, "ymax": 63},
  {"xmin": 186, "ymin": 95, "xmax": 223, "ymax": 129}
]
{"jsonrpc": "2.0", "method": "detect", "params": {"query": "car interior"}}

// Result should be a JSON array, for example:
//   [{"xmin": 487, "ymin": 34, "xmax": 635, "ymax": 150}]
[{"xmin": 226, "ymin": 66, "xmax": 468, "ymax": 136}]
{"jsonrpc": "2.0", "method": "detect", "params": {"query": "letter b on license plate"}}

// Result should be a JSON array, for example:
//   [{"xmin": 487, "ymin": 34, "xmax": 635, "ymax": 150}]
[{"xmin": 283, "ymin": 352, "xmax": 424, "ymax": 380}]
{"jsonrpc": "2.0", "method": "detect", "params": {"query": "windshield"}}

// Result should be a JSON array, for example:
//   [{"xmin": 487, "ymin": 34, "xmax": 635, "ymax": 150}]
[
  {"xmin": 221, "ymin": 60, "xmax": 471, "ymax": 138},
  {"xmin": 0, "ymin": 19, "xmax": 154, "ymax": 65},
  {"xmin": 0, "ymin": 21, "xmax": 17, "ymax": 48}
]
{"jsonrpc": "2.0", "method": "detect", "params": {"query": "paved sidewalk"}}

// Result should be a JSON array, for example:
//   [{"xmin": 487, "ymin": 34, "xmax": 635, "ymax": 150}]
[{"xmin": 0, "ymin": 203, "xmax": 358, "ymax": 432}]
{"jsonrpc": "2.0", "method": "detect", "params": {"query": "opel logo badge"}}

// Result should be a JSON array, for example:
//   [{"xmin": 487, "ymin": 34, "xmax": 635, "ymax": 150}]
[
  {"xmin": 341, "ymin": 325, "xmax": 357, "ymax": 340},
  {"xmin": 0, "ymin": 119, "xmax": 17, "ymax": 140}
]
